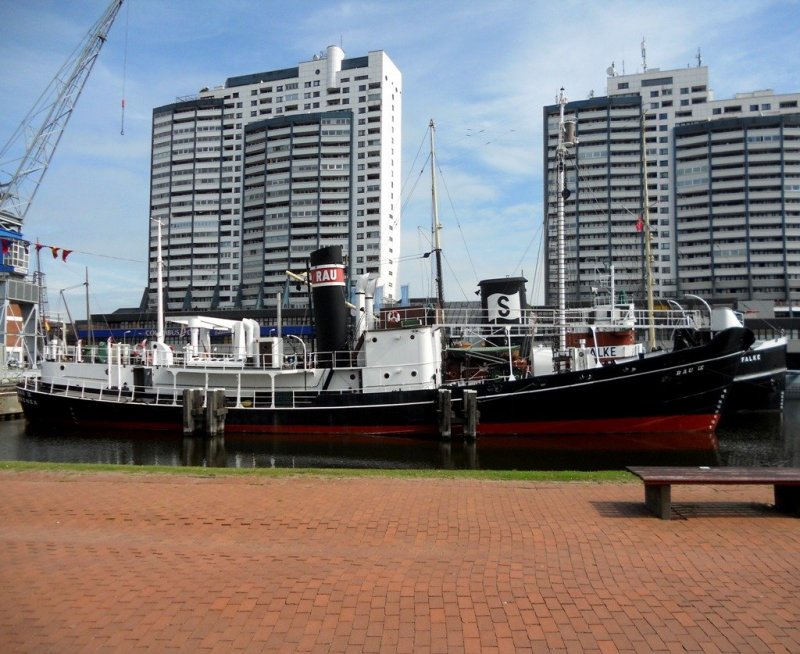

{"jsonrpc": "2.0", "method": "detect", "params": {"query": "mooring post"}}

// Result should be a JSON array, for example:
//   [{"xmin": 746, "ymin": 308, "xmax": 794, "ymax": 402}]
[
  {"xmin": 437, "ymin": 388, "xmax": 452, "ymax": 439},
  {"xmin": 182, "ymin": 388, "xmax": 203, "ymax": 435},
  {"xmin": 463, "ymin": 389, "xmax": 478, "ymax": 441},
  {"xmin": 204, "ymin": 389, "xmax": 228, "ymax": 437}
]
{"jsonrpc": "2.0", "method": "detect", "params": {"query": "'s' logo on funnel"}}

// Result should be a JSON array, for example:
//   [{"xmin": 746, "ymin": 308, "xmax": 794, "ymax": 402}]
[{"xmin": 487, "ymin": 293, "xmax": 520, "ymax": 322}]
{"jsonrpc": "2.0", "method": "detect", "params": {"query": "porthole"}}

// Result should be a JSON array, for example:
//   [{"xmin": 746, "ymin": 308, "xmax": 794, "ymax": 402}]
[
  {"xmin": 383, "ymin": 372, "xmax": 390, "ymax": 379},
  {"xmin": 411, "ymin": 371, "xmax": 417, "ymax": 377}
]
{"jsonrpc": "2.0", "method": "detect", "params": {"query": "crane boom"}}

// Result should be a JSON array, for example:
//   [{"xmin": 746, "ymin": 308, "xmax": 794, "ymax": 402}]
[{"xmin": 0, "ymin": 0, "xmax": 124, "ymax": 234}]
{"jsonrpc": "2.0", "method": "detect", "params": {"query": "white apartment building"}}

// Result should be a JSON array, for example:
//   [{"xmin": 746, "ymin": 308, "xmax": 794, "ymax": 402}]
[
  {"xmin": 148, "ymin": 47, "xmax": 402, "ymax": 311},
  {"xmin": 543, "ymin": 64, "xmax": 800, "ymax": 306}
]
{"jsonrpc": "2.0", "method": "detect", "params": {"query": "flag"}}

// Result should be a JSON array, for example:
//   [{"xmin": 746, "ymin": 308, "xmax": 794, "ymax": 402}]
[
  {"xmin": 35, "ymin": 241, "xmax": 44, "ymax": 252},
  {"xmin": 62, "ymin": 249, "xmax": 73, "ymax": 262},
  {"xmin": 1, "ymin": 240, "xmax": 9, "ymax": 255},
  {"xmin": 635, "ymin": 214, "xmax": 644, "ymax": 232},
  {"xmin": 51, "ymin": 246, "xmax": 59, "ymax": 259}
]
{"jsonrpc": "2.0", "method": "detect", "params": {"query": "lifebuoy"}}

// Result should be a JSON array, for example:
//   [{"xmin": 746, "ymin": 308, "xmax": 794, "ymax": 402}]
[{"xmin": 387, "ymin": 311, "xmax": 401, "ymax": 325}]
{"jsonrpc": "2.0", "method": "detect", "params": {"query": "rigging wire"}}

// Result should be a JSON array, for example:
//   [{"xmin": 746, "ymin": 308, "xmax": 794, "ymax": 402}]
[
  {"xmin": 399, "ymin": 152, "xmax": 430, "ymax": 214},
  {"xmin": 401, "ymin": 128, "xmax": 430, "ymax": 203},
  {"xmin": 435, "ymin": 162, "xmax": 479, "ymax": 288}
]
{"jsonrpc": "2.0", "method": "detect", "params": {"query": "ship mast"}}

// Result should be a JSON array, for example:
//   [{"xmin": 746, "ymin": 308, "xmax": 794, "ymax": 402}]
[
  {"xmin": 640, "ymin": 112, "xmax": 656, "ymax": 350},
  {"xmin": 555, "ymin": 89, "xmax": 574, "ymax": 357},
  {"xmin": 429, "ymin": 119, "xmax": 445, "ymax": 320}
]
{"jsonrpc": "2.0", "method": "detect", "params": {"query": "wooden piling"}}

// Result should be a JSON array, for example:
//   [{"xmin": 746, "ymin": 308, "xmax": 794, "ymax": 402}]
[
  {"xmin": 463, "ymin": 389, "xmax": 478, "ymax": 441},
  {"xmin": 437, "ymin": 388, "xmax": 452, "ymax": 439},
  {"xmin": 204, "ymin": 389, "xmax": 228, "ymax": 437},
  {"xmin": 182, "ymin": 389, "xmax": 204, "ymax": 436},
  {"xmin": 183, "ymin": 388, "xmax": 227, "ymax": 437}
]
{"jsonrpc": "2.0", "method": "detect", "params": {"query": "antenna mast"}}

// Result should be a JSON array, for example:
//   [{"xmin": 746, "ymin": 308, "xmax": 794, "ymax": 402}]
[{"xmin": 641, "ymin": 37, "xmax": 647, "ymax": 73}]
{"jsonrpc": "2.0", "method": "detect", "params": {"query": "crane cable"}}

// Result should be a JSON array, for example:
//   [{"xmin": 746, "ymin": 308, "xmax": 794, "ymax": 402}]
[{"xmin": 119, "ymin": 0, "xmax": 130, "ymax": 135}]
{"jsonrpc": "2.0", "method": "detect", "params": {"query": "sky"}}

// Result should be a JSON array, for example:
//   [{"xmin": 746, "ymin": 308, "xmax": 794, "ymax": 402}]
[{"xmin": 1, "ymin": 0, "xmax": 798, "ymax": 320}]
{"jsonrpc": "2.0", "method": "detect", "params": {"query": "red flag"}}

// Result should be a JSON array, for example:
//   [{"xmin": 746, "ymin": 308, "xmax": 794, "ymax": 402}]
[
  {"xmin": 35, "ymin": 241, "xmax": 44, "ymax": 252},
  {"xmin": 635, "ymin": 215, "xmax": 644, "ymax": 232},
  {"xmin": 1, "ymin": 240, "xmax": 9, "ymax": 255},
  {"xmin": 62, "ymin": 249, "xmax": 73, "ymax": 262},
  {"xmin": 51, "ymin": 246, "xmax": 59, "ymax": 259}
]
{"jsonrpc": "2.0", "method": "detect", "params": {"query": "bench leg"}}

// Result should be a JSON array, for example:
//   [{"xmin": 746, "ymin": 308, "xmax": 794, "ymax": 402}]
[
  {"xmin": 645, "ymin": 484, "xmax": 671, "ymax": 520},
  {"xmin": 774, "ymin": 485, "xmax": 800, "ymax": 516}
]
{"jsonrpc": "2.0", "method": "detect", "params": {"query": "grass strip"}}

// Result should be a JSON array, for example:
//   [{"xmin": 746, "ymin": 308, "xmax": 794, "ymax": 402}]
[{"xmin": 0, "ymin": 460, "xmax": 633, "ymax": 482}]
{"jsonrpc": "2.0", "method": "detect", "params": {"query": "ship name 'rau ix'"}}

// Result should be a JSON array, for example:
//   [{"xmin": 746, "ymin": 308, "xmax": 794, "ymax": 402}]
[{"xmin": 17, "ymin": 240, "xmax": 753, "ymax": 438}]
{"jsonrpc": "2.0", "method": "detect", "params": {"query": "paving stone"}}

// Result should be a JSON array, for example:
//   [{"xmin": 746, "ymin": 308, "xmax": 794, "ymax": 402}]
[{"xmin": 0, "ymin": 470, "xmax": 798, "ymax": 653}]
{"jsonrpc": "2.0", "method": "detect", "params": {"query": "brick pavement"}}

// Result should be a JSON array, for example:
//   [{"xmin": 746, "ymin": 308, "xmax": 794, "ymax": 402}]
[{"xmin": 0, "ymin": 470, "xmax": 798, "ymax": 653}]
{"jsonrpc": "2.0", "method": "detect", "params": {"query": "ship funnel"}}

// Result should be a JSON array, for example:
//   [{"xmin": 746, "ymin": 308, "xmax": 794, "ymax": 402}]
[
  {"xmin": 309, "ymin": 246, "xmax": 348, "ymax": 363},
  {"xmin": 477, "ymin": 277, "xmax": 528, "ymax": 325},
  {"xmin": 477, "ymin": 277, "xmax": 530, "ymax": 356}
]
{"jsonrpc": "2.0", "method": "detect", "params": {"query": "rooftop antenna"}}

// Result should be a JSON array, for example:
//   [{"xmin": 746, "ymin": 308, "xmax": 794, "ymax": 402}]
[
  {"xmin": 641, "ymin": 37, "xmax": 647, "ymax": 73},
  {"xmin": 696, "ymin": 47, "xmax": 702, "ymax": 67}
]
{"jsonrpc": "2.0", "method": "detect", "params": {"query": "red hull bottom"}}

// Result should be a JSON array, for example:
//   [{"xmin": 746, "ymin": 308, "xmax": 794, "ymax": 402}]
[
  {"xmin": 474, "ymin": 414, "xmax": 720, "ymax": 436},
  {"xmin": 62, "ymin": 414, "xmax": 719, "ymax": 438}
]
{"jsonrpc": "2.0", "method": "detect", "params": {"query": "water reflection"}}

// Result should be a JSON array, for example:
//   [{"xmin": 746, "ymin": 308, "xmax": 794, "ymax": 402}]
[{"xmin": 0, "ymin": 400, "xmax": 796, "ymax": 471}]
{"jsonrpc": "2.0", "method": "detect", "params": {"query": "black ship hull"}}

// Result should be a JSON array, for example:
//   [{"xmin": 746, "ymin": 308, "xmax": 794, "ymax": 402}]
[{"xmin": 17, "ymin": 327, "xmax": 752, "ymax": 438}]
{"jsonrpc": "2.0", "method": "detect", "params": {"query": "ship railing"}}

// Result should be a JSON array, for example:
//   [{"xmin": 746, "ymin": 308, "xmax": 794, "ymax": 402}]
[
  {"xmin": 436, "ymin": 308, "xmax": 705, "ymax": 341},
  {"xmin": 24, "ymin": 374, "xmax": 178, "ymax": 406},
  {"xmin": 373, "ymin": 306, "xmax": 706, "ymax": 329},
  {"xmin": 162, "ymin": 347, "xmax": 359, "ymax": 371}
]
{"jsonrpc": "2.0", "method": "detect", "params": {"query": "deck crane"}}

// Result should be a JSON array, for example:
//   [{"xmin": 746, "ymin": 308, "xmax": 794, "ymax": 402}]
[
  {"xmin": 0, "ymin": 0, "xmax": 124, "ymax": 273},
  {"xmin": 0, "ymin": 0, "xmax": 124, "ymax": 370}
]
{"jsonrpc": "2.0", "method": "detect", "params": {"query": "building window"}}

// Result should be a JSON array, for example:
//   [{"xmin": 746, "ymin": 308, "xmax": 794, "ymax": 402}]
[{"xmin": 618, "ymin": 82, "xmax": 629, "ymax": 89}]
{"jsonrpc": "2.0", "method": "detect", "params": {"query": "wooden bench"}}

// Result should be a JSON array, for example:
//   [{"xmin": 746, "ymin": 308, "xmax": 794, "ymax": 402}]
[{"xmin": 627, "ymin": 466, "xmax": 800, "ymax": 520}]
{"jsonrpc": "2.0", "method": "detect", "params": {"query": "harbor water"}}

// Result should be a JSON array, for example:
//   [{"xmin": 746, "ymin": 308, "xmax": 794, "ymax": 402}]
[{"xmin": 0, "ymin": 399, "xmax": 797, "ymax": 471}]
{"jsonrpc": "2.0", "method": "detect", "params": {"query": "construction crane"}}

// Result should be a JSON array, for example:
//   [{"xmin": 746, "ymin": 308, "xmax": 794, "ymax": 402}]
[
  {"xmin": 0, "ymin": 0, "xmax": 124, "ymax": 274},
  {"xmin": 0, "ymin": 0, "xmax": 124, "ymax": 371}
]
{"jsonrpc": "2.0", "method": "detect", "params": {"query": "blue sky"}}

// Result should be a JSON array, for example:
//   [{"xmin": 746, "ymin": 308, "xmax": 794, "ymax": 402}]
[{"xmin": 1, "ymin": 0, "xmax": 798, "ymax": 319}]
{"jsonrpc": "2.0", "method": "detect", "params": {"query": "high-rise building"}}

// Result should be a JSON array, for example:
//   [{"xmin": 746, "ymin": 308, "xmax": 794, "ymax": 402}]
[
  {"xmin": 543, "ymin": 64, "xmax": 800, "ymax": 307},
  {"xmin": 148, "ymin": 47, "xmax": 402, "ymax": 312}
]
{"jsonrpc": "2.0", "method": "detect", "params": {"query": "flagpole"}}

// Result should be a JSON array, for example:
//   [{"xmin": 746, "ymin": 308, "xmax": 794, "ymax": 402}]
[
  {"xmin": 153, "ymin": 218, "xmax": 165, "ymax": 345},
  {"xmin": 85, "ymin": 267, "xmax": 92, "ymax": 346}
]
